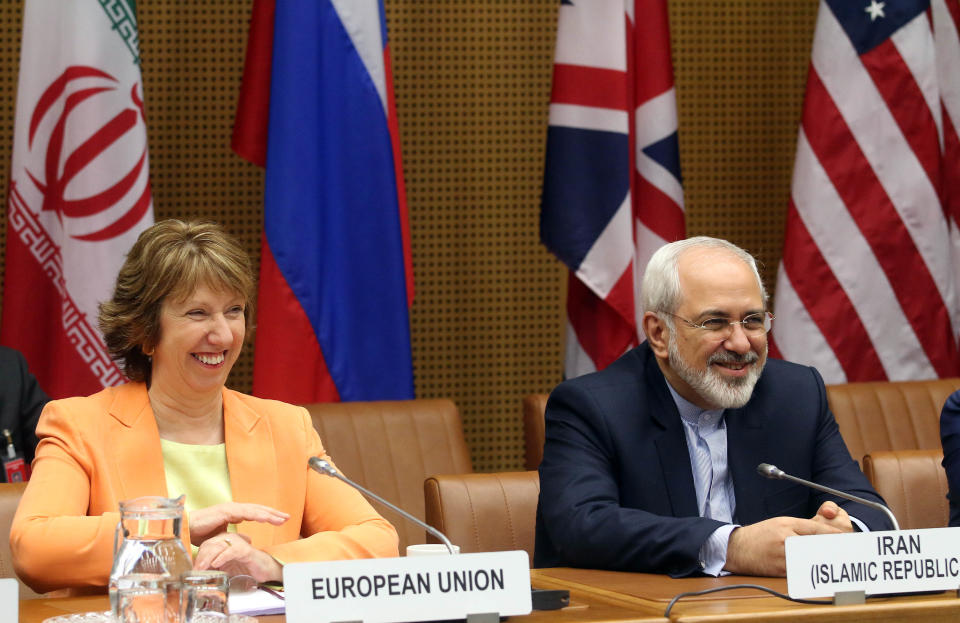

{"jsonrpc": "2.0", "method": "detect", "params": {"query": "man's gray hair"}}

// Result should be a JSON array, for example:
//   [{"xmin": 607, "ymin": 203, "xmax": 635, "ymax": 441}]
[{"xmin": 640, "ymin": 236, "xmax": 768, "ymax": 314}]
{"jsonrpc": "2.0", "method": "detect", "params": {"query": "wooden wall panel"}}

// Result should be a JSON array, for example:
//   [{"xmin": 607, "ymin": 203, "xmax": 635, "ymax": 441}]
[
  {"xmin": 386, "ymin": 0, "xmax": 562, "ymax": 470},
  {"xmin": 671, "ymin": 0, "xmax": 818, "ymax": 297}
]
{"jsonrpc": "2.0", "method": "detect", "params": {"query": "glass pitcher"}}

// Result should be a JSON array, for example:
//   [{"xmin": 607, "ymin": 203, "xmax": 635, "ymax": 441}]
[{"xmin": 109, "ymin": 495, "xmax": 193, "ymax": 617}]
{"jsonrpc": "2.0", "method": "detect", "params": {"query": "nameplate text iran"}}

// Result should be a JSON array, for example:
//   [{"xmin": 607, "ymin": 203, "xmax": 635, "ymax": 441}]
[{"xmin": 785, "ymin": 527, "xmax": 960, "ymax": 598}]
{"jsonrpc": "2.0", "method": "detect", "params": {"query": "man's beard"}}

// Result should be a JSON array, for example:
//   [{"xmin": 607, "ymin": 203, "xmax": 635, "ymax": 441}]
[{"xmin": 668, "ymin": 337, "xmax": 766, "ymax": 409}]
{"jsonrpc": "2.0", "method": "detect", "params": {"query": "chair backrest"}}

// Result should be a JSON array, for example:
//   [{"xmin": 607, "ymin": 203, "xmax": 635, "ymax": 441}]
[
  {"xmin": 303, "ymin": 399, "xmax": 473, "ymax": 553},
  {"xmin": 862, "ymin": 449, "xmax": 949, "ymax": 530},
  {"xmin": 0, "ymin": 482, "xmax": 42, "ymax": 599},
  {"xmin": 522, "ymin": 394, "xmax": 549, "ymax": 471},
  {"xmin": 423, "ymin": 471, "xmax": 540, "ymax": 565},
  {"xmin": 826, "ymin": 378, "xmax": 960, "ymax": 464}
]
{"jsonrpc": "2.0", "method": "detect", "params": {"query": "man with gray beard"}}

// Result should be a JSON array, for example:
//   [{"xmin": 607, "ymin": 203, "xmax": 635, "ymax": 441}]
[{"xmin": 534, "ymin": 237, "xmax": 891, "ymax": 577}]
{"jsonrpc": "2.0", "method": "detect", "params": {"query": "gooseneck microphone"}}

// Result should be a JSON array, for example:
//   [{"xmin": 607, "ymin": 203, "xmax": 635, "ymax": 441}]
[
  {"xmin": 308, "ymin": 456, "xmax": 458, "ymax": 554},
  {"xmin": 756, "ymin": 463, "xmax": 899, "ymax": 531}
]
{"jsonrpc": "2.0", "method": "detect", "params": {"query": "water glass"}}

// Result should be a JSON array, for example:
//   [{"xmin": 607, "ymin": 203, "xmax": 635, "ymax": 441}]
[
  {"xmin": 180, "ymin": 570, "xmax": 230, "ymax": 623},
  {"xmin": 117, "ymin": 579, "xmax": 167, "ymax": 623}
]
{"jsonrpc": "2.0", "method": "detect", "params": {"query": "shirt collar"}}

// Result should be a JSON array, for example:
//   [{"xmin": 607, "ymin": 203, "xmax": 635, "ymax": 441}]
[{"xmin": 666, "ymin": 382, "xmax": 725, "ymax": 427}]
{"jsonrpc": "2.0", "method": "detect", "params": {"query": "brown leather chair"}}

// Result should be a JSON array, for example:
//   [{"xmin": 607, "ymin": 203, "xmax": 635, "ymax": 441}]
[
  {"xmin": 423, "ymin": 471, "xmax": 540, "ymax": 564},
  {"xmin": 862, "ymin": 449, "xmax": 949, "ymax": 530},
  {"xmin": 0, "ymin": 482, "xmax": 42, "ymax": 599},
  {"xmin": 826, "ymin": 377, "xmax": 960, "ymax": 464},
  {"xmin": 522, "ymin": 393, "xmax": 549, "ymax": 471},
  {"xmin": 304, "ymin": 399, "xmax": 472, "ymax": 553}
]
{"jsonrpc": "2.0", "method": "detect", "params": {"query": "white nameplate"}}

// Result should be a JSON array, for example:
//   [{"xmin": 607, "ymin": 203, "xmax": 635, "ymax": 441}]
[
  {"xmin": 283, "ymin": 550, "xmax": 532, "ymax": 623},
  {"xmin": 0, "ymin": 578, "xmax": 17, "ymax": 623},
  {"xmin": 785, "ymin": 527, "xmax": 960, "ymax": 598}
]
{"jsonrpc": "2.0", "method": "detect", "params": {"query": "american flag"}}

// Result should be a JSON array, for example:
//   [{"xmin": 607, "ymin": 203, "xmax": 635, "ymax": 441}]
[
  {"xmin": 541, "ymin": 0, "xmax": 685, "ymax": 378},
  {"xmin": 771, "ymin": 0, "xmax": 960, "ymax": 383}
]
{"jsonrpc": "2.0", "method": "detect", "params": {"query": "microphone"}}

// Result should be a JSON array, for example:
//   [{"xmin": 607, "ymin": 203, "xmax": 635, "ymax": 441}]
[
  {"xmin": 756, "ymin": 463, "xmax": 899, "ymax": 530},
  {"xmin": 308, "ymin": 456, "xmax": 458, "ymax": 554}
]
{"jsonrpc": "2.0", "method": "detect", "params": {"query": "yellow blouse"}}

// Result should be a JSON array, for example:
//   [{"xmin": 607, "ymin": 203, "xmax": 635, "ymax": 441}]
[{"xmin": 160, "ymin": 438, "xmax": 235, "ymax": 554}]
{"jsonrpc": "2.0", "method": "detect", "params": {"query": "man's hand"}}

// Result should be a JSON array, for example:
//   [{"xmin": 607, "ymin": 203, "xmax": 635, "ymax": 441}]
[
  {"xmin": 810, "ymin": 501, "xmax": 853, "ymax": 533},
  {"xmin": 188, "ymin": 503, "xmax": 289, "ymax": 546},
  {"xmin": 724, "ymin": 515, "xmax": 844, "ymax": 577},
  {"xmin": 194, "ymin": 532, "xmax": 283, "ymax": 583}
]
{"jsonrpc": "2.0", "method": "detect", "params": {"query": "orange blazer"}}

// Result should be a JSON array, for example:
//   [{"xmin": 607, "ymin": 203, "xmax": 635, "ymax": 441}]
[{"xmin": 10, "ymin": 383, "xmax": 399, "ymax": 593}]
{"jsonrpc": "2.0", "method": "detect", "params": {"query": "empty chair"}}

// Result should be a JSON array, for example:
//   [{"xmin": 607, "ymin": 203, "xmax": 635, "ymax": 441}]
[
  {"xmin": 304, "ymin": 399, "xmax": 472, "ymax": 553},
  {"xmin": 862, "ymin": 449, "xmax": 949, "ymax": 530},
  {"xmin": 424, "ymin": 471, "xmax": 540, "ymax": 564},
  {"xmin": 826, "ymin": 378, "xmax": 960, "ymax": 464}
]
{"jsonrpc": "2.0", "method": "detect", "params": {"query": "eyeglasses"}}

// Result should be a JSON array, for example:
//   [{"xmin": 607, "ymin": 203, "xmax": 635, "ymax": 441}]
[{"xmin": 662, "ymin": 311, "xmax": 774, "ymax": 337}]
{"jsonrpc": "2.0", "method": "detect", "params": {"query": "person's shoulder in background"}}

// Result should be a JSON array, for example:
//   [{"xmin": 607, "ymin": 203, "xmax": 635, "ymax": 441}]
[
  {"xmin": 0, "ymin": 345, "xmax": 50, "ymax": 468},
  {"xmin": 939, "ymin": 389, "xmax": 960, "ymax": 526}
]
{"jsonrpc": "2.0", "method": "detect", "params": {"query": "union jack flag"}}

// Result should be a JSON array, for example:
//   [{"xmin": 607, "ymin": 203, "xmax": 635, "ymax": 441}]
[
  {"xmin": 541, "ymin": 0, "xmax": 685, "ymax": 377},
  {"xmin": 771, "ymin": 0, "xmax": 960, "ymax": 382}
]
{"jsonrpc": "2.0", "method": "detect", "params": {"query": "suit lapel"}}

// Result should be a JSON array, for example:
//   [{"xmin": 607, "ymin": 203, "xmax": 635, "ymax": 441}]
[
  {"xmin": 646, "ymin": 353, "xmax": 699, "ymax": 518},
  {"xmin": 223, "ymin": 389, "xmax": 280, "ymax": 546},
  {"xmin": 726, "ymin": 403, "xmax": 766, "ymax": 524},
  {"xmin": 109, "ymin": 383, "xmax": 169, "ymax": 501}
]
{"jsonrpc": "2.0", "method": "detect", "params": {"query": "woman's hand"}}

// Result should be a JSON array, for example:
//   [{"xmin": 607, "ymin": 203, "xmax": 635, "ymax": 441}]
[
  {"xmin": 188, "ymin": 502, "xmax": 289, "ymax": 545},
  {"xmin": 193, "ymin": 533, "xmax": 283, "ymax": 583}
]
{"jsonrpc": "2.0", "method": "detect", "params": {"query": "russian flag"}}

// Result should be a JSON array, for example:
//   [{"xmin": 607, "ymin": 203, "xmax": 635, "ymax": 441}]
[{"xmin": 233, "ymin": 0, "xmax": 414, "ymax": 403}]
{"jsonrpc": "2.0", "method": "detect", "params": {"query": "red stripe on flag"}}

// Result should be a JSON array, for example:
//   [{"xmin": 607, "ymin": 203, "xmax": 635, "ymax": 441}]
[
  {"xmin": 634, "ymin": 173, "xmax": 685, "ymax": 242},
  {"xmin": 253, "ymin": 235, "xmax": 340, "ymax": 403},
  {"xmin": 632, "ymin": 0, "xmax": 676, "ymax": 104},
  {"xmin": 551, "ymin": 64, "xmax": 628, "ymax": 111},
  {"xmin": 943, "ymin": 0, "xmax": 960, "ymax": 34},
  {"xmin": 384, "ymin": 43, "xmax": 414, "ymax": 307},
  {"xmin": 861, "ymin": 39, "xmax": 942, "ymax": 192},
  {"xmin": 601, "ymin": 263, "xmax": 637, "ymax": 333},
  {"xmin": 802, "ymin": 69, "xmax": 959, "ymax": 377},
  {"xmin": 232, "ymin": 0, "xmax": 275, "ymax": 167},
  {"xmin": 943, "ymin": 106, "xmax": 960, "ymax": 227},
  {"xmin": 767, "ymin": 333, "xmax": 784, "ymax": 360},
  {"xmin": 566, "ymin": 273, "xmax": 638, "ymax": 370},
  {"xmin": 780, "ymin": 201, "xmax": 888, "ymax": 381},
  {"xmin": 0, "ymin": 228, "xmax": 102, "ymax": 398}
]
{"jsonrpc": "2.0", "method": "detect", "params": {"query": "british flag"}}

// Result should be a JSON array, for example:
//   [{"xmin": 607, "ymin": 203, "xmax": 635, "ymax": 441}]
[
  {"xmin": 771, "ymin": 0, "xmax": 960, "ymax": 382},
  {"xmin": 541, "ymin": 0, "xmax": 685, "ymax": 377}
]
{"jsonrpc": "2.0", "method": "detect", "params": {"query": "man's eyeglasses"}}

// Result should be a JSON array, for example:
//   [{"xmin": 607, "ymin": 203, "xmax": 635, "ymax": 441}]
[{"xmin": 662, "ymin": 311, "xmax": 774, "ymax": 337}]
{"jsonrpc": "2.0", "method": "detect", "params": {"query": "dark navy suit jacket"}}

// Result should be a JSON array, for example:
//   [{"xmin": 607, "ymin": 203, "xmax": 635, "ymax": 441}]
[
  {"xmin": 534, "ymin": 342, "xmax": 892, "ymax": 576},
  {"xmin": 939, "ymin": 390, "xmax": 960, "ymax": 526},
  {"xmin": 0, "ymin": 345, "xmax": 48, "ymax": 475}
]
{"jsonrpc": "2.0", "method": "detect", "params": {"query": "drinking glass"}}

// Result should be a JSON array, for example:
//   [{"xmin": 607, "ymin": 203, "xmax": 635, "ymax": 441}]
[
  {"xmin": 180, "ymin": 570, "xmax": 230, "ymax": 623},
  {"xmin": 117, "ymin": 573, "xmax": 168, "ymax": 623}
]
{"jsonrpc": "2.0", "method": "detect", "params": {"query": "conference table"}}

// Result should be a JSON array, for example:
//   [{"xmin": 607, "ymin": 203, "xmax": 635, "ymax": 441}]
[
  {"xmin": 18, "ymin": 568, "xmax": 960, "ymax": 622},
  {"xmin": 531, "ymin": 568, "xmax": 960, "ymax": 622}
]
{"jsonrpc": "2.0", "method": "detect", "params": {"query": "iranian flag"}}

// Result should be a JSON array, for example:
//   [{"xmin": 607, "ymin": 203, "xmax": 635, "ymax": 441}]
[{"xmin": 1, "ymin": 0, "xmax": 154, "ymax": 398}]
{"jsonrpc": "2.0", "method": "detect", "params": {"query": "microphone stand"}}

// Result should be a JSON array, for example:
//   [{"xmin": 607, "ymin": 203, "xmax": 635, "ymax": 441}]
[
  {"xmin": 308, "ymin": 457, "xmax": 458, "ymax": 554},
  {"xmin": 756, "ymin": 463, "xmax": 899, "ymax": 530}
]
